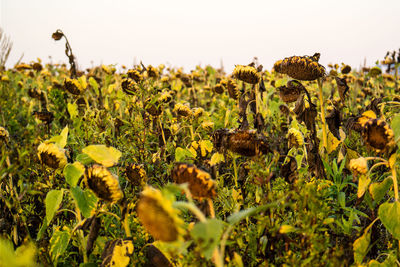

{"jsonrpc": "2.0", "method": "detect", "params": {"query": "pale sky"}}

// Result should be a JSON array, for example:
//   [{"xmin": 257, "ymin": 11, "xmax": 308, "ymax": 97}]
[{"xmin": 1, "ymin": 0, "xmax": 399, "ymax": 72}]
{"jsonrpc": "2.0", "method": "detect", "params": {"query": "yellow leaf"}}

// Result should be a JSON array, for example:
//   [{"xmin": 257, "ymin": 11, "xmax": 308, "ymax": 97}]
[
  {"xmin": 327, "ymin": 131, "xmax": 341, "ymax": 154},
  {"xmin": 199, "ymin": 140, "xmax": 213, "ymax": 157},
  {"xmin": 77, "ymin": 75, "xmax": 87, "ymax": 89},
  {"xmin": 210, "ymin": 152, "xmax": 224, "ymax": 166},
  {"xmin": 389, "ymin": 154, "xmax": 397, "ymax": 169},
  {"xmin": 279, "ymin": 225, "xmax": 296, "ymax": 234},
  {"xmin": 357, "ymin": 174, "xmax": 371, "ymax": 198},
  {"xmin": 82, "ymin": 145, "xmax": 121, "ymax": 167},
  {"xmin": 188, "ymin": 147, "xmax": 197, "ymax": 158}
]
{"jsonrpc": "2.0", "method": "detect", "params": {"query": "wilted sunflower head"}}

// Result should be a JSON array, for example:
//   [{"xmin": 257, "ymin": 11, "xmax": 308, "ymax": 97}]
[
  {"xmin": 213, "ymin": 83, "xmax": 225, "ymax": 94},
  {"xmin": 85, "ymin": 164, "xmax": 124, "ymax": 204},
  {"xmin": 173, "ymin": 103, "xmax": 192, "ymax": 117},
  {"xmin": 192, "ymin": 107, "xmax": 204, "ymax": 119},
  {"xmin": 158, "ymin": 91, "xmax": 173, "ymax": 103},
  {"xmin": 64, "ymin": 78, "xmax": 84, "ymax": 95},
  {"xmin": 362, "ymin": 118, "xmax": 395, "ymax": 153},
  {"xmin": 37, "ymin": 142, "xmax": 67, "ymax": 169},
  {"xmin": 226, "ymin": 78, "xmax": 239, "ymax": 99},
  {"xmin": 369, "ymin": 67, "xmax": 382, "ymax": 77},
  {"xmin": 287, "ymin": 128, "xmax": 304, "ymax": 148},
  {"xmin": 127, "ymin": 69, "xmax": 143, "ymax": 82},
  {"xmin": 277, "ymin": 80, "xmax": 304, "ymax": 103},
  {"xmin": 101, "ymin": 238, "xmax": 134, "ymax": 267},
  {"xmin": 52, "ymin": 30, "xmax": 64, "ymax": 41},
  {"xmin": 125, "ymin": 163, "xmax": 147, "ymax": 187},
  {"xmin": 146, "ymin": 65, "xmax": 159, "ymax": 78},
  {"xmin": 28, "ymin": 87, "xmax": 46, "ymax": 101},
  {"xmin": 172, "ymin": 163, "xmax": 216, "ymax": 200},
  {"xmin": 340, "ymin": 64, "xmax": 351, "ymax": 74},
  {"xmin": 349, "ymin": 157, "xmax": 368, "ymax": 176},
  {"xmin": 137, "ymin": 186, "xmax": 185, "ymax": 242},
  {"xmin": 121, "ymin": 78, "xmax": 138, "ymax": 95},
  {"xmin": 0, "ymin": 126, "xmax": 10, "ymax": 143},
  {"xmin": 233, "ymin": 65, "xmax": 260, "ymax": 84},
  {"xmin": 273, "ymin": 53, "xmax": 325, "ymax": 81}
]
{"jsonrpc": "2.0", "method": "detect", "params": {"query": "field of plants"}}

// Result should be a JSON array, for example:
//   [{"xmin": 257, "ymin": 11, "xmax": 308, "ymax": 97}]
[{"xmin": 1, "ymin": 30, "xmax": 400, "ymax": 266}]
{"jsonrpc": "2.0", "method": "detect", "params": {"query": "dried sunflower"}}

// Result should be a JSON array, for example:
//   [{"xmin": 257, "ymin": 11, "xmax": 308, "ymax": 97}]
[
  {"xmin": 85, "ymin": 164, "xmax": 124, "ymax": 203},
  {"xmin": 172, "ymin": 163, "xmax": 216, "ymax": 199},
  {"xmin": 277, "ymin": 80, "xmax": 304, "ymax": 103},
  {"xmin": 362, "ymin": 118, "xmax": 395, "ymax": 153},
  {"xmin": 173, "ymin": 103, "xmax": 192, "ymax": 117},
  {"xmin": 233, "ymin": 65, "xmax": 260, "ymax": 84},
  {"xmin": 125, "ymin": 163, "xmax": 147, "ymax": 186},
  {"xmin": 64, "ymin": 77, "xmax": 84, "ymax": 95},
  {"xmin": 273, "ymin": 53, "xmax": 325, "ymax": 81},
  {"xmin": 226, "ymin": 78, "xmax": 239, "ymax": 99},
  {"xmin": 340, "ymin": 64, "xmax": 351, "ymax": 74},
  {"xmin": 101, "ymin": 238, "xmax": 134, "ymax": 267},
  {"xmin": 137, "ymin": 186, "xmax": 185, "ymax": 242},
  {"xmin": 0, "ymin": 126, "xmax": 9, "ymax": 143},
  {"xmin": 349, "ymin": 157, "xmax": 368, "ymax": 176},
  {"xmin": 146, "ymin": 65, "xmax": 158, "ymax": 78},
  {"xmin": 287, "ymin": 128, "xmax": 304, "ymax": 148},
  {"xmin": 127, "ymin": 69, "xmax": 143, "ymax": 82},
  {"xmin": 159, "ymin": 91, "xmax": 173, "ymax": 103},
  {"xmin": 213, "ymin": 83, "xmax": 224, "ymax": 94},
  {"xmin": 192, "ymin": 107, "xmax": 204, "ymax": 119},
  {"xmin": 37, "ymin": 143, "xmax": 67, "ymax": 169},
  {"xmin": 121, "ymin": 78, "xmax": 138, "ymax": 95}
]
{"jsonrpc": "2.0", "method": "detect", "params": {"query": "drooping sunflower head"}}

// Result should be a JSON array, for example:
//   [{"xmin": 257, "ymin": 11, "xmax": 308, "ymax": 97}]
[
  {"xmin": 273, "ymin": 53, "xmax": 325, "ymax": 81},
  {"xmin": 64, "ymin": 78, "xmax": 84, "ymax": 95},
  {"xmin": 233, "ymin": 65, "xmax": 260, "ymax": 84},
  {"xmin": 277, "ymin": 79, "xmax": 304, "ymax": 103},
  {"xmin": 226, "ymin": 78, "xmax": 239, "ymax": 99},
  {"xmin": 146, "ymin": 65, "xmax": 159, "ymax": 78},
  {"xmin": 158, "ymin": 91, "xmax": 173, "ymax": 103},
  {"xmin": 0, "ymin": 126, "xmax": 10, "ymax": 144},
  {"xmin": 173, "ymin": 103, "xmax": 192, "ymax": 117},
  {"xmin": 172, "ymin": 163, "xmax": 216, "ymax": 200},
  {"xmin": 37, "ymin": 142, "xmax": 68, "ymax": 169},
  {"xmin": 127, "ymin": 69, "xmax": 143, "ymax": 82},
  {"xmin": 101, "ymin": 238, "xmax": 134, "ymax": 267},
  {"xmin": 213, "ymin": 83, "xmax": 225, "ymax": 94},
  {"xmin": 137, "ymin": 186, "xmax": 185, "ymax": 242},
  {"xmin": 192, "ymin": 107, "xmax": 204, "ymax": 119},
  {"xmin": 125, "ymin": 163, "xmax": 147, "ymax": 187},
  {"xmin": 287, "ymin": 128, "xmax": 304, "ymax": 148},
  {"xmin": 341, "ymin": 64, "xmax": 351, "ymax": 74},
  {"xmin": 121, "ymin": 78, "xmax": 138, "ymax": 95},
  {"xmin": 85, "ymin": 164, "xmax": 124, "ymax": 204},
  {"xmin": 349, "ymin": 157, "xmax": 368, "ymax": 176},
  {"xmin": 362, "ymin": 118, "xmax": 395, "ymax": 153}
]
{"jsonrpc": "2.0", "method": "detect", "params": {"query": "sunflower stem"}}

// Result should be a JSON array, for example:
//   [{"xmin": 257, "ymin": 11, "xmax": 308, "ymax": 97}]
[
  {"xmin": 123, "ymin": 215, "xmax": 132, "ymax": 238},
  {"xmin": 317, "ymin": 78, "xmax": 328, "ymax": 155},
  {"xmin": 173, "ymin": 201, "xmax": 206, "ymax": 222},
  {"xmin": 207, "ymin": 198, "xmax": 215, "ymax": 218},
  {"xmin": 74, "ymin": 206, "xmax": 88, "ymax": 263}
]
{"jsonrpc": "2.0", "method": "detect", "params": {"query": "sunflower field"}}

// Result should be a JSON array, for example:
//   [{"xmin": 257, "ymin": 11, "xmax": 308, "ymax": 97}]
[{"xmin": 1, "ymin": 30, "xmax": 400, "ymax": 266}]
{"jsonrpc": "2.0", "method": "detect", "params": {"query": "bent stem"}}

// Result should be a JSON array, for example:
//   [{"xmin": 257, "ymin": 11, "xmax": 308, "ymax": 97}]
[{"xmin": 317, "ymin": 78, "xmax": 328, "ymax": 154}]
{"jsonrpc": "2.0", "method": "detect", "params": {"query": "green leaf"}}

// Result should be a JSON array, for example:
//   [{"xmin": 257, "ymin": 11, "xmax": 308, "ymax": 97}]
[
  {"xmin": 70, "ymin": 186, "xmax": 98, "ymax": 218},
  {"xmin": 358, "ymin": 174, "xmax": 371, "ymax": 198},
  {"xmin": 369, "ymin": 177, "xmax": 393, "ymax": 203},
  {"xmin": 67, "ymin": 102, "xmax": 79, "ymax": 119},
  {"xmin": 36, "ymin": 217, "xmax": 47, "ymax": 241},
  {"xmin": 391, "ymin": 114, "xmax": 400, "ymax": 146},
  {"xmin": 279, "ymin": 225, "xmax": 296, "ymax": 234},
  {"xmin": 49, "ymin": 226, "xmax": 71, "ymax": 264},
  {"xmin": 45, "ymin": 189, "xmax": 64, "ymax": 226},
  {"xmin": 228, "ymin": 207, "xmax": 257, "ymax": 225},
  {"xmin": 0, "ymin": 239, "xmax": 37, "ymax": 267},
  {"xmin": 88, "ymin": 77, "xmax": 99, "ymax": 91},
  {"xmin": 210, "ymin": 152, "xmax": 225, "ymax": 166},
  {"xmin": 379, "ymin": 201, "xmax": 400, "ymax": 240},
  {"xmin": 353, "ymin": 230, "xmax": 371, "ymax": 264},
  {"xmin": 76, "ymin": 153, "xmax": 94, "ymax": 165},
  {"xmin": 64, "ymin": 162, "xmax": 85, "ymax": 187},
  {"xmin": 82, "ymin": 145, "xmax": 121, "ymax": 167},
  {"xmin": 190, "ymin": 219, "xmax": 224, "ymax": 259},
  {"xmin": 175, "ymin": 147, "xmax": 195, "ymax": 162},
  {"xmin": 47, "ymin": 126, "xmax": 69, "ymax": 148}
]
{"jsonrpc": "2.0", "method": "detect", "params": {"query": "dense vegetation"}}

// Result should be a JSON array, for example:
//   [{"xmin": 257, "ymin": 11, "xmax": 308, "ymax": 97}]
[{"xmin": 1, "ymin": 30, "xmax": 400, "ymax": 266}]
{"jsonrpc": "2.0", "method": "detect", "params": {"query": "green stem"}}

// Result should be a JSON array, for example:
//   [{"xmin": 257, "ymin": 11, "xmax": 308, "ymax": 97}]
[
  {"xmin": 317, "ymin": 78, "xmax": 328, "ymax": 154},
  {"xmin": 232, "ymin": 155, "xmax": 238, "ymax": 188},
  {"xmin": 173, "ymin": 201, "xmax": 206, "ymax": 222},
  {"xmin": 392, "ymin": 165, "xmax": 398, "ymax": 202},
  {"xmin": 74, "ymin": 206, "xmax": 88, "ymax": 263},
  {"xmin": 123, "ymin": 215, "xmax": 132, "ymax": 238}
]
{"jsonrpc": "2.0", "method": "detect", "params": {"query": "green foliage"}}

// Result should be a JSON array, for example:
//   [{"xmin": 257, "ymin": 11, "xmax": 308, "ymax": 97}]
[
  {"xmin": 379, "ymin": 202, "xmax": 400, "ymax": 240},
  {"xmin": 49, "ymin": 227, "xmax": 71, "ymax": 264},
  {"xmin": 45, "ymin": 189, "xmax": 64, "ymax": 226}
]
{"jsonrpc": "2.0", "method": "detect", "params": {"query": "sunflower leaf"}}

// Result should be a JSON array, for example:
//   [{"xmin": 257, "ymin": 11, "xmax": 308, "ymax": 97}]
[
  {"xmin": 45, "ymin": 189, "xmax": 64, "ymax": 226},
  {"xmin": 82, "ymin": 145, "xmax": 121, "ymax": 167}
]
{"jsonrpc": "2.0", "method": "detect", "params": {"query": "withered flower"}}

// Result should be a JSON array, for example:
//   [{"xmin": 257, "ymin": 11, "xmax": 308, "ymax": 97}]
[
  {"xmin": 277, "ymin": 80, "xmax": 304, "ymax": 103},
  {"xmin": 101, "ymin": 238, "xmax": 134, "ymax": 267},
  {"xmin": 349, "ymin": 157, "xmax": 368, "ymax": 176},
  {"xmin": 172, "ymin": 163, "xmax": 216, "ymax": 199},
  {"xmin": 213, "ymin": 83, "xmax": 224, "ymax": 94},
  {"xmin": 287, "ymin": 128, "xmax": 304, "ymax": 148},
  {"xmin": 64, "ymin": 78, "xmax": 85, "ymax": 95},
  {"xmin": 37, "ymin": 143, "xmax": 67, "ymax": 169},
  {"xmin": 121, "ymin": 78, "xmax": 138, "ymax": 95},
  {"xmin": 125, "ymin": 163, "xmax": 147, "ymax": 186},
  {"xmin": 369, "ymin": 67, "xmax": 382, "ymax": 77},
  {"xmin": 52, "ymin": 30, "xmax": 64, "ymax": 41},
  {"xmin": 147, "ymin": 65, "xmax": 158, "ymax": 78},
  {"xmin": 28, "ymin": 87, "xmax": 46, "ymax": 101},
  {"xmin": 340, "ymin": 64, "xmax": 351, "ymax": 74},
  {"xmin": 192, "ymin": 107, "xmax": 204, "ymax": 119},
  {"xmin": 127, "ymin": 69, "xmax": 143, "ymax": 82},
  {"xmin": 137, "ymin": 186, "xmax": 185, "ymax": 242},
  {"xmin": 85, "ymin": 164, "xmax": 124, "ymax": 203},
  {"xmin": 174, "ymin": 103, "xmax": 192, "ymax": 117},
  {"xmin": 227, "ymin": 78, "xmax": 239, "ymax": 99},
  {"xmin": 144, "ymin": 244, "xmax": 172, "ymax": 267},
  {"xmin": 213, "ymin": 128, "xmax": 269, "ymax": 157},
  {"xmin": 362, "ymin": 118, "xmax": 395, "ymax": 153},
  {"xmin": 32, "ymin": 62, "xmax": 43, "ymax": 72},
  {"xmin": 335, "ymin": 77, "xmax": 349, "ymax": 103},
  {"xmin": 0, "ymin": 126, "xmax": 10, "ymax": 143},
  {"xmin": 233, "ymin": 65, "xmax": 260, "ymax": 84},
  {"xmin": 33, "ymin": 110, "xmax": 54, "ymax": 124},
  {"xmin": 273, "ymin": 53, "xmax": 325, "ymax": 81}
]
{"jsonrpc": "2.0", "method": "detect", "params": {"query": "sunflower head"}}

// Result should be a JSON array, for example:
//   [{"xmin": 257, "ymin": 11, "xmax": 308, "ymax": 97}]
[
  {"xmin": 173, "ymin": 103, "xmax": 192, "ymax": 117},
  {"xmin": 84, "ymin": 164, "xmax": 124, "ymax": 203},
  {"xmin": 125, "ymin": 163, "xmax": 147, "ymax": 186},
  {"xmin": 64, "ymin": 78, "xmax": 84, "ymax": 95},
  {"xmin": 277, "ymin": 80, "xmax": 304, "ymax": 103},
  {"xmin": 273, "ymin": 53, "xmax": 325, "ymax": 81},
  {"xmin": 349, "ymin": 157, "xmax": 368, "ymax": 176},
  {"xmin": 137, "ymin": 186, "xmax": 185, "ymax": 242},
  {"xmin": 121, "ymin": 78, "xmax": 138, "ymax": 95},
  {"xmin": 101, "ymin": 238, "xmax": 134, "ymax": 267},
  {"xmin": 287, "ymin": 128, "xmax": 304, "ymax": 148},
  {"xmin": 192, "ymin": 107, "xmax": 204, "ymax": 119},
  {"xmin": 159, "ymin": 91, "xmax": 173, "ymax": 103},
  {"xmin": 362, "ymin": 118, "xmax": 395, "ymax": 153},
  {"xmin": 127, "ymin": 69, "xmax": 143, "ymax": 82},
  {"xmin": 226, "ymin": 78, "xmax": 239, "ymax": 99},
  {"xmin": 146, "ymin": 65, "xmax": 159, "ymax": 78},
  {"xmin": 341, "ymin": 64, "xmax": 351, "ymax": 74},
  {"xmin": 0, "ymin": 126, "xmax": 10, "ymax": 144},
  {"xmin": 52, "ymin": 30, "xmax": 64, "ymax": 41},
  {"xmin": 172, "ymin": 163, "xmax": 216, "ymax": 200},
  {"xmin": 28, "ymin": 87, "xmax": 46, "ymax": 101},
  {"xmin": 233, "ymin": 65, "xmax": 260, "ymax": 84},
  {"xmin": 37, "ymin": 142, "xmax": 67, "ymax": 169},
  {"xmin": 213, "ymin": 83, "xmax": 225, "ymax": 94}
]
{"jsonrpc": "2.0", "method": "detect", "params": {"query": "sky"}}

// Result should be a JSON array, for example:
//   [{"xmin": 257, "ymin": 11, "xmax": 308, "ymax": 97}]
[{"xmin": 1, "ymin": 0, "xmax": 399, "ymax": 73}]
